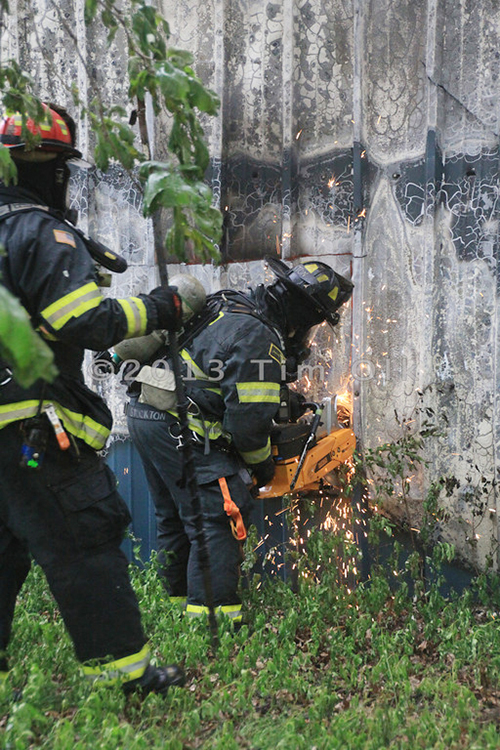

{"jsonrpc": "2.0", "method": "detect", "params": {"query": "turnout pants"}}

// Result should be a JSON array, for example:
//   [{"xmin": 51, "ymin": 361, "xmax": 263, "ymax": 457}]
[
  {"xmin": 127, "ymin": 401, "xmax": 254, "ymax": 618},
  {"xmin": 0, "ymin": 421, "xmax": 146, "ymax": 670}
]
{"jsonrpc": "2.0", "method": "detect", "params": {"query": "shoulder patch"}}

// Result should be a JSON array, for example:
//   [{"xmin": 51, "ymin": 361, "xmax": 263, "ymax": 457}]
[
  {"xmin": 53, "ymin": 229, "xmax": 76, "ymax": 247},
  {"xmin": 268, "ymin": 342, "xmax": 285, "ymax": 365}
]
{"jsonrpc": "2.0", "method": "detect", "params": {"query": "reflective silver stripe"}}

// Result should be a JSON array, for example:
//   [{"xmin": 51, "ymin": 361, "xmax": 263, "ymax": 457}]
[
  {"xmin": 117, "ymin": 297, "xmax": 148, "ymax": 338},
  {"xmin": 236, "ymin": 381, "xmax": 280, "ymax": 404},
  {"xmin": 0, "ymin": 400, "xmax": 41, "ymax": 423},
  {"xmin": 56, "ymin": 405, "xmax": 110, "ymax": 450},
  {"xmin": 82, "ymin": 643, "xmax": 150, "ymax": 683},
  {"xmin": 166, "ymin": 409, "xmax": 228, "ymax": 442},
  {"xmin": 0, "ymin": 400, "xmax": 110, "ymax": 450},
  {"xmin": 186, "ymin": 604, "xmax": 242, "ymax": 621},
  {"xmin": 41, "ymin": 283, "xmax": 102, "ymax": 330},
  {"xmin": 188, "ymin": 414, "xmax": 227, "ymax": 441}
]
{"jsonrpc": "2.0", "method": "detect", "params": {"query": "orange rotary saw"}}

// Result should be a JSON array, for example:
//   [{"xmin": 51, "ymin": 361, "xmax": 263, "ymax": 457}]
[{"xmin": 259, "ymin": 395, "xmax": 356, "ymax": 499}]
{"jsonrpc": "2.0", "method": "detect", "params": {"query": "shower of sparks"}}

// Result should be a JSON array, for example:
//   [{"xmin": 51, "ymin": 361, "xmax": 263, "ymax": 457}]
[
  {"xmin": 252, "ymin": 314, "xmax": 373, "ymax": 591},
  {"xmin": 256, "ymin": 451, "xmax": 371, "ymax": 590}
]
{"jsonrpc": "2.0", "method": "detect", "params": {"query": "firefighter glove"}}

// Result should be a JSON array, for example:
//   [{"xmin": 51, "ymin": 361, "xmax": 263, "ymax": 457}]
[
  {"xmin": 251, "ymin": 456, "xmax": 276, "ymax": 487},
  {"xmin": 146, "ymin": 286, "xmax": 183, "ymax": 331}
]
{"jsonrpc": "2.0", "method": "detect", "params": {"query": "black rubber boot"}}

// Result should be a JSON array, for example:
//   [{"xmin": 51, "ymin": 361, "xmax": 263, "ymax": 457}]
[{"xmin": 123, "ymin": 663, "xmax": 186, "ymax": 697}]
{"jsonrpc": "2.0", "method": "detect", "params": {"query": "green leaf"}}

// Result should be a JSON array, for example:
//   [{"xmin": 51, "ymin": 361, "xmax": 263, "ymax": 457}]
[
  {"xmin": 94, "ymin": 136, "xmax": 110, "ymax": 172},
  {"xmin": 188, "ymin": 77, "xmax": 220, "ymax": 115},
  {"xmin": 131, "ymin": 6, "xmax": 165, "ymax": 57},
  {"xmin": 156, "ymin": 64, "xmax": 190, "ymax": 103},
  {"xmin": 193, "ymin": 205, "xmax": 223, "ymax": 239},
  {"xmin": 166, "ymin": 216, "xmax": 188, "ymax": 262},
  {"xmin": 84, "ymin": 0, "xmax": 98, "ymax": 24},
  {"xmin": 168, "ymin": 120, "xmax": 195, "ymax": 166},
  {"xmin": 185, "ymin": 225, "xmax": 221, "ymax": 262},
  {"xmin": 101, "ymin": 8, "xmax": 117, "ymax": 31},
  {"xmin": 142, "ymin": 171, "xmax": 206, "ymax": 214},
  {"xmin": 0, "ymin": 286, "xmax": 57, "ymax": 387},
  {"xmin": 167, "ymin": 48, "xmax": 194, "ymax": 67},
  {"xmin": 0, "ymin": 145, "xmax": 17, "ymax": 186},
  {"xmin": 193, "ymin": 136, "xmax": 209, "ymax": 175}
]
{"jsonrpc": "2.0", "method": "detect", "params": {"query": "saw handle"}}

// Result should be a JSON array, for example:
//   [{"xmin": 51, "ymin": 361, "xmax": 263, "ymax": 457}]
[{"xmin": 289, "ymin": 404, "xmax": 323, "ymax": 492}]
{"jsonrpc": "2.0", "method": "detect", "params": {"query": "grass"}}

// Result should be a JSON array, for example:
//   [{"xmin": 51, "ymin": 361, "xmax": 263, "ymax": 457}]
[{"xmin": 2, "ymin": 528, "xmax": 500, "ymax": 749}]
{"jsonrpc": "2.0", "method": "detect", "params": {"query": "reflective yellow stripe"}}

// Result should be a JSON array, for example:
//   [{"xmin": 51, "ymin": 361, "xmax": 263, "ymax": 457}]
[
  {"xmin": 0, "ymin": 400, "xmax": 42, "ymax": 423},
  {"xmin": 82, "ymin": 643, "xmax": 150, "ymax": 684},
  {"xmin": 180, "ymin": 351, "xmax": 222, "ymax": 394},
  {"xmin": 56, "ymin": 404, "xmax": 110, "ymax": 450},
  {"xmin": 219, "ymin": 604, "xmax": 242, "ymax": 621},
  {"xmin": 55, "ymin": 118, "xmax": 69, "ymax": 136},
  {"xmin": 188, "ymin": 415, "xmax": 226, "ymax": 440},
  {"xmin": 236, "ymin": 382, "xmax": 280, "ymax": 404},
  {"xmin": 240, "ymin": 438, "xmax": 271, "ymax": 464},
  {"xmin": 186, "ymin": 604, "xmax": 208, "ymax": 616},
  {"xmin": 166, "ymin": 409, "xmax": 228, "ymax": 442},
  {"xmin": 41, "ymin": 282, "xmax": 102, "ymax": 330},
  {"xmin": 0, "ymin": 400, "xmax": 110, "ymax": 450},
  {"xmin": 328, "ymin": 286, "xmax": 339, "ymax": 300},
  {"xmin": 186, "ymin": 604, "xmax": 242, "ymax": 622},
  {"xmin": 180, "ymin": 349, "xmax": 210, "ymax": 380},
  {"xmin": 117, "ymin": 297, "xmax": 148, "ymax": 338},
  {"xmin": 208, "ymin": 311, "xmax": 224, "ymax": 326}
]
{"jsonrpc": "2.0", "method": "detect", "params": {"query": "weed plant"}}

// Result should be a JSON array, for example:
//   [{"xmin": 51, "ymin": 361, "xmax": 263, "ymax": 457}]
[{"xmin": 2, "ymin": 521, "xmax": 500, "ymax": 749}]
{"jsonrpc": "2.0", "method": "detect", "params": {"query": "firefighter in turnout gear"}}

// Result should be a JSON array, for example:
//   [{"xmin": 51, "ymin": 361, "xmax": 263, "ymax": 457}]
[
  {"xmin": 127, "ymin": 257, "xmax": 353, "ymax": 624},
  {"xmin": 0, "ymin": 103, "xmax": 185, "ymax": 694}
]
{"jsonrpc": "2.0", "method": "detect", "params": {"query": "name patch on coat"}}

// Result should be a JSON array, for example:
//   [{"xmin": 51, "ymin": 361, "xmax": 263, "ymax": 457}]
[
  {"xmin": 53, "ymin": 229, "xmax": 76, "ymax": 247},
  {"xmin": 268, "ymin": 342, "xmax": 285, "ymax": 365}
]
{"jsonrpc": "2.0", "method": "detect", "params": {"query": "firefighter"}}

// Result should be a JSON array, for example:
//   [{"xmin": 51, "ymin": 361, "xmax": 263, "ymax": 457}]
[
  {"xmin": 127, "ymin": 256, "xmax": 353, "ymax": 624},
  {"xmin": 0, "ymin": 103, "xmax": 185, "ymax": 694}
]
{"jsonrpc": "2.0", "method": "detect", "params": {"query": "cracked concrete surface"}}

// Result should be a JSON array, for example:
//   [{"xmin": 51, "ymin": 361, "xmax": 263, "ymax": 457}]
[{"xmin": 2, "ymin": 0, "xmax": 499, "ymax": 569}]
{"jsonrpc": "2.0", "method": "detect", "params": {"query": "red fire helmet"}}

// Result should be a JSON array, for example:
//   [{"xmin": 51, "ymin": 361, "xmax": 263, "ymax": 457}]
[{"xmin": 0, "ymin": 104, "xmax": 81, "ymax": 159}]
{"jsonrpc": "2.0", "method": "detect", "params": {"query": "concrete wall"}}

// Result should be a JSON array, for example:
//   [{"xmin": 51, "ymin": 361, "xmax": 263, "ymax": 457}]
[{"xmin": 2, "ymin": 0, "xmax": 499, "ymax": 570}]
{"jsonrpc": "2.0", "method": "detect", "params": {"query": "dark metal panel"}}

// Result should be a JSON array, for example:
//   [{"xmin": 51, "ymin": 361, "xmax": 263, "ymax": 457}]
[
  {"xmin": 106, "ymin": 438, "xmax": 293, "ymax": 579},
  {"xmin": 106, "ymin": 439, "xmax": 158, "ymax": 564}
]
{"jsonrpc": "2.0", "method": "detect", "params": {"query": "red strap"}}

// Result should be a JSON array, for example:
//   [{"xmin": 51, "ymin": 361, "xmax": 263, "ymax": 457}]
[
  {"xmin": 173, "ymin": 292, "xmax": 183, "ymax": 324},
  {"xmin": 218, "ymin": 477, "xmax": 247, "ymax": 541}
]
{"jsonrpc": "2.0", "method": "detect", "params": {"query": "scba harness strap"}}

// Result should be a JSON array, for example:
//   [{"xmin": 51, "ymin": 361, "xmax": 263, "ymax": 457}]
[
  {"xmin": 177, "ymin": 288, "xmax": 286, "ymax": 355},
  {"xmin": 0, "ymin": 203, "xmax": 128, "ymax": 274}
]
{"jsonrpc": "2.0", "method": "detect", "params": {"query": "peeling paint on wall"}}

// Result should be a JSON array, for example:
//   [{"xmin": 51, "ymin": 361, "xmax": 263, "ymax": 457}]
[{"xmin": 2, "ymin": 0, "xmax": 500, "ymax": 570}]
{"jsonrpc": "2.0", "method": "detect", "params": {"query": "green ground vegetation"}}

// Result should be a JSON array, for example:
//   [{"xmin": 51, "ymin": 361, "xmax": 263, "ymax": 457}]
[{"xmin": 2, "ymin": 521, "xmax": 500, "ymax": 750}]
